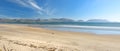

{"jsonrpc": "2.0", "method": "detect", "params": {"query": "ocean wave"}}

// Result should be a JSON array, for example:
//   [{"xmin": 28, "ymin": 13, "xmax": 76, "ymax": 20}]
[{"xmin": 43, "ymin": 25, "xmax": 120, "ymax": 30}]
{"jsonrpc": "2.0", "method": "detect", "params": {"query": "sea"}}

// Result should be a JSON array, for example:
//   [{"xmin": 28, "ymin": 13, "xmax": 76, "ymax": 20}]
[
  {"xmin": 21, "ymin": 22, "xmax": 120, "ymax": 35},
  {"xmin": 2, "ymin": 22, "xmax": 120, "ymax": 34}
]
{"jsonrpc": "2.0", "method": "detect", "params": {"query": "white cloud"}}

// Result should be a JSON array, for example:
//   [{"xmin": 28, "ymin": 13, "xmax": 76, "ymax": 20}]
[
  {"xmin": 9, "ymin": 0, "xmax": 29, "ymax": 7},
  {"xmin": 7, "ymin": 0, "xmax": 55, "ymax": 15},
  {"xmin": 28, "ymin": 0, "xmax": 42, "ymax": 10},
  {"xmin": 45, "ymin": 7, "xmax": 56, "ymax": 16}
]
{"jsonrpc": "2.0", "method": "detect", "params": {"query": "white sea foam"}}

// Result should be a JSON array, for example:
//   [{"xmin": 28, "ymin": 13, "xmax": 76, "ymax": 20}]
[
  {"xmin": 28, "ymin": 24, "xmax": 120, "ymax": 34},
  {"xmin": 44, "ymin": 25, "xmax": 120, "ymax": 30}
]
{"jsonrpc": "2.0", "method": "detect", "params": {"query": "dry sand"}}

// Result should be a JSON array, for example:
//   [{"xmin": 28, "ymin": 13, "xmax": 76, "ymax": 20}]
[{"xmin": 0, "ymin": 24, "xmax": 120, "ymax": 51}]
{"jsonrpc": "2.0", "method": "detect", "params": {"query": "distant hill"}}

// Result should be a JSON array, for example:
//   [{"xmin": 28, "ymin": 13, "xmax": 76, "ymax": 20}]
[
  {"xmin": 77, "ymin": 20, "xmax": 84, "ymax": 22},
  {"xmin": 87, "ymin": 19, "xmax": 109, "ymax": 22},
  {"xmin": 0, "ymin": 18, "xmax": 75, "ymax": 23},
  {"xmin": 46, "ymin": 18, "xmax": 75, "ymax": 22},
  {"xmin": 0, "ymin": 18, "xmax": 111, "ymax": 23}
]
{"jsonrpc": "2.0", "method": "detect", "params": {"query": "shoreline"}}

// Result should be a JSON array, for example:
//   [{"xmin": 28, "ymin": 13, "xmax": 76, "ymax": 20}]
[
  {"xmin": 1, "ymin": 23, "xmax": 120, "ymax": 34},
  {"xmin": 0, "ymin": 24, "xmax": 120, "ymax": 51},
  {"xmin": 3, "ymin": 24, "xmax": 95, "ymax": 34},
  {"xmin": 17, "ymin": 24, "xmax": 120, "ymax": 35}
]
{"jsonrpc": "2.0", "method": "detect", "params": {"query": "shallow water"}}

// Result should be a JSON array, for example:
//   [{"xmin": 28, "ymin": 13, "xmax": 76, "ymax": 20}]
[
  {"xmin": 28, "ymin": 24, "xmax": 120, "ymax": 35},
  {"xmin": 4, "ymin": 22, "xmax": 120, "ymax": 34}
]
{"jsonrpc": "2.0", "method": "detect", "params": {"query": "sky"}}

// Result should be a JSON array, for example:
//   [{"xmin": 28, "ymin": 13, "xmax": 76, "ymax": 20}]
[{"xmin": 0, "ymin": 0, "xmax": 120, "ymax": 22}]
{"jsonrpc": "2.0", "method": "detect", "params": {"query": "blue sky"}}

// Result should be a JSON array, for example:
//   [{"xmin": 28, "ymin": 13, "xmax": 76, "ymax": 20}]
[{"xmin": 0, "ymin": 0, "xmax": 120, "ymax": 22}]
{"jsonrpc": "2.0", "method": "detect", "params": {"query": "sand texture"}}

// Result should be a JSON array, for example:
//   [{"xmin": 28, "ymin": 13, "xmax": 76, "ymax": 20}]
[{"xmin": 0, "ymin": 24, "xmax": 120, "ymax": 51}]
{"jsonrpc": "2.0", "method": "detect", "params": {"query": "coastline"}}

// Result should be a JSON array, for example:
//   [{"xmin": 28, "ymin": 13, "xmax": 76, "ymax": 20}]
[
  {"xmin": 0, "ymin": 24, "xmax": 120, "ymax": 51},
  {"xmin": 20, "ymin": 24, "xmax": 120, "ymax": 35}
]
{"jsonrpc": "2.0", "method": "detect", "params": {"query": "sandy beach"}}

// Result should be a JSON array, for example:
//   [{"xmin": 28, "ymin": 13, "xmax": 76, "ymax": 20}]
[{"xmin": 0, "ymin": 24, "xmax": 120, "ymax": 51}]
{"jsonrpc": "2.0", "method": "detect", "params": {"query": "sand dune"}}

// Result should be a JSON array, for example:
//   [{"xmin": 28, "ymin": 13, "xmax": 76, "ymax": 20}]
[{"xmin": 0, "ymin": 24, "xmax": 120, "ymax": 51}]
